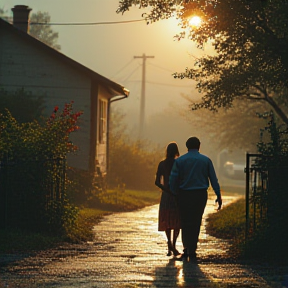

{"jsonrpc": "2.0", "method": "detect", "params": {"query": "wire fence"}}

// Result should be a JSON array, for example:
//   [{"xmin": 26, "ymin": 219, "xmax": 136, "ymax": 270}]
[
  {"xmin": 245, "ymin": 153, "xmax": 288, "ymax": 241},
  {"xmin": 0, "ymin": 157, "xmax": 66, "ymax": 232}
]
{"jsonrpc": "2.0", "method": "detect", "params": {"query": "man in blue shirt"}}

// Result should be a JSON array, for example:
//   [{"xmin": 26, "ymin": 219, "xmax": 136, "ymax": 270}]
[{"xmin": 169, "ymin": 136, "xmax": 222, "ymax": 260}]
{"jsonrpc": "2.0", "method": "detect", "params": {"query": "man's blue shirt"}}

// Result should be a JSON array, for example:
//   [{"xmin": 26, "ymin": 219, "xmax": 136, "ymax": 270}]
[{"xmin": 169, "ymin": 149, "xmax": 221, "ymax": 198}]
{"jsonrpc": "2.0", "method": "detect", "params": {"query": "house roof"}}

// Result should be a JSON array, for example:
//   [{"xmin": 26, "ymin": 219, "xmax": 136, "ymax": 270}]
[{"xmin": 0, "ymin": 18, "xmax": 129, "ymax": 98}]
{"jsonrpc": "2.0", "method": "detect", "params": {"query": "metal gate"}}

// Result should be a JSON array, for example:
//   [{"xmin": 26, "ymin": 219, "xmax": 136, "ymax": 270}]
[
  {"xmin": 245, "ymin": 153, "xmax": 268, "ymax": 241},
  {"xmin": 0, "ymin": 157, "xmax": 66, "ymax": 231}
]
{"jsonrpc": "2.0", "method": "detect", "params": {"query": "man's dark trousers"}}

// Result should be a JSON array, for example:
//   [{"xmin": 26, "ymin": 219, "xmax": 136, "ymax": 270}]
[{"xmin": 178, "ymin": 189, "xmax": 208, "ymax": 255}]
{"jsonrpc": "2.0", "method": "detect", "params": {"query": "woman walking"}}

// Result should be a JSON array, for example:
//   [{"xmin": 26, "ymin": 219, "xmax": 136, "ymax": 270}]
[{"xmin": 155, "ymin": 142, "xmax": 181, "ymax": 256}]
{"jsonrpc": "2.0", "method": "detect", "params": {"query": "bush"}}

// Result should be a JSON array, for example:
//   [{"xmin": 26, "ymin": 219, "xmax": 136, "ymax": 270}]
[
  {"xmin": 0, "ymin": 102, "xmax": 83, "ymax": 236},
  {"xmin": 108, "ymin": 108, "xmax": 163, "ymax": 191}
]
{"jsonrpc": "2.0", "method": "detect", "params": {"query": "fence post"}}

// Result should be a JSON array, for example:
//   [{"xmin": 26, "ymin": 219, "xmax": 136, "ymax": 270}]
[
  {"xmin": 245, "ymin": 153, "xmax": 250, "ymax": 242},
  {"xmin": 0, "ymin": 156, "xmax": 8, "ymax": 229}
]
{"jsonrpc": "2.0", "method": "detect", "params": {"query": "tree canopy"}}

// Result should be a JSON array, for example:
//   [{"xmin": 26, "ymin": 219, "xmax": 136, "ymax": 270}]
[
  {"xmin": 117, "ymin": 0, "xmax": 288, "ymax": 124},
  {"xmin": 0, "ymin": 9, "xmax": 60, "ymax": 50},
  {"xmin": 176, "ymin": 99, "xmax": 271, "ymax": 152},
  {"xmin": 29, "ymin": 11, "xmax": 61, "ymax": 50}
]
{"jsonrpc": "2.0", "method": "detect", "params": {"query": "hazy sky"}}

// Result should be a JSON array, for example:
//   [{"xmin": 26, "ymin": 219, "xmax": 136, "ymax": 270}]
[{"xmin": 1, "ymin": 0, "xmax": 217, "ymax": 153}]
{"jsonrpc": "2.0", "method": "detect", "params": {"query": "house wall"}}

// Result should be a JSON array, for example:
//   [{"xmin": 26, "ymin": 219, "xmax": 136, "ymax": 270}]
[{"xmin": 0, "ymin": 28, "xmax": 91, "ymax": 171}]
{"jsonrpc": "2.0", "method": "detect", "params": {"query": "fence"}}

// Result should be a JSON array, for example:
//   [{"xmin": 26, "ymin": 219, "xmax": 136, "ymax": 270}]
[
  {"xmin": 0, "ymin": 157, "xmax": 66, "ymax": 232},
  {"xmin": 245, "ymin": 153, "xmax": 268, "ymax": 240},
  {"xmin": 245, "ymin": 153, "xmax": 288, "ymax": 241}
]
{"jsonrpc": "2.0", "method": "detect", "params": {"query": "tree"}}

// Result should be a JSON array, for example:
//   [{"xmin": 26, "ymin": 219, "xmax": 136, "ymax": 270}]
[
  {"xmin": 176, "ymin": 99, "xmax": 271, "ymax": 152},
  {"xmin": 117, "ymin": 1, "xmax": 288, "ymax": 124},
  {"xmin": 0, "ymin": 9, "xmax": 60, "ymax": 50},
  {"xmin": 29, "ymin": 11, "xmax": 61, "ymax": 50}
]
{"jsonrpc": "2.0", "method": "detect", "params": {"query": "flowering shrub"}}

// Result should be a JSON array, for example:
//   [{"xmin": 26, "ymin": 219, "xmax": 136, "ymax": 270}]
[
  {"xmin": 0, "ymin": 102, "xmax": 83, "ymax": 235},
  {"xmin": 0, "ymin": 101, "xmax": 82, "ymax": 160}
]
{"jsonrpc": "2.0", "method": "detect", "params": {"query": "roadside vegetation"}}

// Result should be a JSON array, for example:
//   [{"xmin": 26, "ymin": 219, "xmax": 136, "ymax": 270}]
[
  {"xmin": 207, "ymin": 113, "xmax": 288, "ymax": 264},
  {"xmin": 206, "ymin": 197, "xmax": 246, "ymax": 258},
  {"xmin": 207, "ymin": 195, "xmax": 288, "ymax": 264}
]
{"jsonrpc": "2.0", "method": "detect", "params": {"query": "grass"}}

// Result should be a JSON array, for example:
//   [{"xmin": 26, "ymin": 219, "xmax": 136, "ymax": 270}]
[
  {"xmin": 206, "ymin": 196, "xmax": 246, "ymax": 258},
  {"xmin": 97, "ymin": 188, "xmax": 161, "ymax": 211},
  {"xmin": 206, "ymin": 195, "xmax": 288, "ymax": 263},
  {"xmin": 207, "ymin": 196, "xmax": 246, "ymax": 239},
  {"xmin": 0, "ymin": 189, "xmax": 160, "ymax": 254}
]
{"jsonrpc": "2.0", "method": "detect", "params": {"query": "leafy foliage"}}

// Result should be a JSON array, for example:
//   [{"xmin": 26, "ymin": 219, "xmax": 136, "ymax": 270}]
[
  {"xmin": 257, "ymin": 110, "xmax": 288, "ymax": 166},
  {"xmin": 117, "ymin": 1, "xmax": 288, "ymax": 124},
  {"xmin": 0, "ymin": 9, "xmax": 60, "ymax": 50},
  {"xmin": 0, "ymin": 102, "xmax": 82, "ymax": 160},
  {"xmin": 176, "ymin": 99, "xmax": 271, "ymax": 152},
  {"xmin": 0, "ymin": 102, "xmax": 83, "ymax": 235},
  {"xmin": 244, "ymin": 111, "xmax": 288, "ymax": 261},
  {"xmin": 108, "ymin": 108, "xmax": 163, "ymax": 190}
]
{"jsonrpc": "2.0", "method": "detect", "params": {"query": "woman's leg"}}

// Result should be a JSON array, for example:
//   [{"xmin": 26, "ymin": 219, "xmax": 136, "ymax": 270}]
[
  {"xmin": 172, "ymin": 229, "xmax": 180, "ymax": 255},
  {"xmin": 173, "ymin": 229, "xmax": 180, "ymax": 247},
  {"xmin": 165, "ymin": 229, "xmax": 172, "ymax": 256},
  {"xmin": 165, "ymin": 228, "xmax": 171, "ymax": 242}
]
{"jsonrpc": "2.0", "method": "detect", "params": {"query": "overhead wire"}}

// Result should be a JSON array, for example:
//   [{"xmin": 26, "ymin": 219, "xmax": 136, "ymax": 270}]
[
  {"xmin": 110, "ymin": 58, "xmax": 135, "ymax": 79},
  {"xmin": 121, "ymin": 64, "xmax": 141, "ymax": 83},
  {"xmin": 29, "ymin": 19, "xmax": 145, "ymax": 26},
  {"xmin": 147, "ymin": 62, "xmax": 174, "ymax": 73},
  {"xmin": 126, "ymin": 80, "xmax": 192, "ymax": 88},
  {"xmin": 114, "ymin": 60, "xmax": 193, "ymax": 87}
]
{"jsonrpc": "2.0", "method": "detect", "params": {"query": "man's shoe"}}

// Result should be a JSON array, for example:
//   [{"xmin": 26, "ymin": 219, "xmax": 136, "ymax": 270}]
[
  {"xmin": 188, "ymin": 252, "xmax": 197, "ymax": 260},
  {"xmin": 182, "ymin": 248, "xmax": 188, "ymax": 257},
  {"xmin": 175, "ymin": 249, "xmax": 189, "ymax": 261}
]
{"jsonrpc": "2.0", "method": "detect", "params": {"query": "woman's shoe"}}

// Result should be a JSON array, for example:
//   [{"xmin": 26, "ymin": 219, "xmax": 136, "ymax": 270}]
[
  {"xmin": 167, "ymin": 241, "xmax": 180, "ymax": 256},
  {"xmin": 172, "ymin": 247, "xmax": 180, "ymax": 256}
]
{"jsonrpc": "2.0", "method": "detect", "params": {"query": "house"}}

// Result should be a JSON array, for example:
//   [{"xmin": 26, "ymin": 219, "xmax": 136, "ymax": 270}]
[{"xmin": 0, "ymin": 5, "xmax": 129, "ymax": 176}]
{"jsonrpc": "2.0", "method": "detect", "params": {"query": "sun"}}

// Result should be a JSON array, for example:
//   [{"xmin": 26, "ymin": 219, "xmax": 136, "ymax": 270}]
[{"xmin": 189, "ymin": 16, "xmax": 202, "ymax": 27}]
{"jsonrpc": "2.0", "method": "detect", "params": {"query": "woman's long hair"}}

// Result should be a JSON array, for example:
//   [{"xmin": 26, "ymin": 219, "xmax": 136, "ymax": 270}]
[{"xmin": 166, "ymin": 142, "xmax": 180, "ymax": 159}]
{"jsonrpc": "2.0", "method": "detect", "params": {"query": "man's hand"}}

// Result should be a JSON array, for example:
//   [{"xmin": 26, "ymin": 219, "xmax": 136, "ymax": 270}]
[{"xmin": 215, "ymin": 197, "xmax": 222, "ymax": 210}]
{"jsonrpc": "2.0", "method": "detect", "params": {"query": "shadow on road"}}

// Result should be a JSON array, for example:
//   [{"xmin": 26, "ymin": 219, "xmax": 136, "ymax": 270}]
[{"xmin": 153, "ymin": 258, "xmax": 209, "ymax": 287}]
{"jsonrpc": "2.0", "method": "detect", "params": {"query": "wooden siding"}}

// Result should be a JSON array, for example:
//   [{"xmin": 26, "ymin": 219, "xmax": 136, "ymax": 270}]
[{"xmin": 0, "ymin": 27, "xmax": 92, "ymax": 171}]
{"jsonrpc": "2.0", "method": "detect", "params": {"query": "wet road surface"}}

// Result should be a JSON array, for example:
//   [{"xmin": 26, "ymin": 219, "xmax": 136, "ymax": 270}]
[{"xmin": 1, "ymin": 194, "xmax": 288, "ymax": 287}]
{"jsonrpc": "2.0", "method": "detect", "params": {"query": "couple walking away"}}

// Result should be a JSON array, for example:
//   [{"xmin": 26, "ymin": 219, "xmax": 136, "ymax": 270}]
[{"xmin": 155, "ymin": 137, "xmax": 222, "ymax": 261}]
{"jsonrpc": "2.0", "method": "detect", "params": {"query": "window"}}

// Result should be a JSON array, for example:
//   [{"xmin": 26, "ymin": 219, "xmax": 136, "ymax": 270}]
[{"xmin": 98, "ymin": 99, "xmax": 107, "ymax": 144}]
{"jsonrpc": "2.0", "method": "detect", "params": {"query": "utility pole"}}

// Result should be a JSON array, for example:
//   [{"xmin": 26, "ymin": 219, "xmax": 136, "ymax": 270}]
[{"xmin": 134, "ymin": 53, "xmax": 154, "ymax": 139}]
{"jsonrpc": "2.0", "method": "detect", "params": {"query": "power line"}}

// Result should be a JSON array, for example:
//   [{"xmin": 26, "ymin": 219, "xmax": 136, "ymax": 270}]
[
  {"xmin": 125, "ymin": 80, "xmax": 193, "ymax": 88},
  {"xmin": 147, "ymin": 62, "xmax": 175, "ymax": 73},
  {"xmin": 146, "ymin": 81, "xmax": 192, "ymax": 88},
  {"xmin": 29, "ymin": 19, "xmax": 145, "ymax": 26},
  {"xmin": 121, "ymin": 64, "xmax": 141, "ymax": 83},
  {"xmin": 110, "ymin": 58, "xmax": 135, "ymax": 79}
]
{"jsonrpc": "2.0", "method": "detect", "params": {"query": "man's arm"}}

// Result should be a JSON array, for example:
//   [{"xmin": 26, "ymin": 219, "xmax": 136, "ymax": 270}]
[{"xmin": 208, "ymin": 159, "xmax": 222, "ymax": 210}]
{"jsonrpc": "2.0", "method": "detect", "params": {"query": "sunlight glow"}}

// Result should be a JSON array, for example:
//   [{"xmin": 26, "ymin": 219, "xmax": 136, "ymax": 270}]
[
  {"xmin": 177, "ymin": 266, "xmax": 184, "ymax": 285},
  {"xmin": 189, "ymin": 16, "xmax": 202, "ymax": 27}
]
